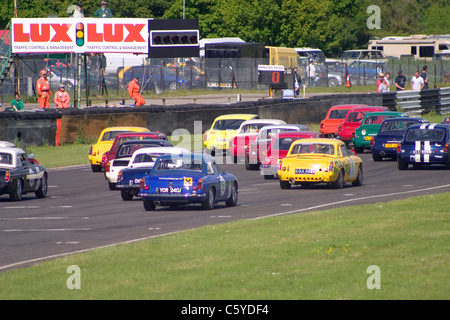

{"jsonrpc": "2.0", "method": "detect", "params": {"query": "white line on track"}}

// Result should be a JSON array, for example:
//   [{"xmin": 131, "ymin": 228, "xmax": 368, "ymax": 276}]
[{"xmin": 4, "ymin": 228, "xmax": 92, "ymax": 232}]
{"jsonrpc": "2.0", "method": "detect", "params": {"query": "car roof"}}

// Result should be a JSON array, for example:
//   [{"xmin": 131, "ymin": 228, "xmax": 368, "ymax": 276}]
[
  {"xmin": 240, "ymin": 119, "xmax": 285, "ymax": 125},
  {"xmin": 291, "ymin": 138, "xmax": 344, "ymax": 145},
  {"xmin": 0, "ymin": 147, "xmax": 25, "ymax": 155},
  {"xmin": 132, "ymin": 147, "xmax": 190, "ymax": 155},
  {"xmin": 260, "ymin": 124, "xmax": 308, "ymax": 130},
  {"xmin": 330, "ymin": 104, "xmax": 367, "ymax": 109},
  {"xmin": 114, "ymin": 132, "xmax": 163, "ymax": 137},
  {"xmin": 363, "ymin": 111, "xmax": 405, "ymax": 117},
  {"xmin": 382, "ymin": 117, "xmax": 428, "ymax": 123},
  {"xmin": 119, "ymin": 139, "xmax": 169, "ymax": 146},
  {"xmin": 0, "ymin": 141, "xmax": 16, "ymax": 148},
  {"xmin": 275, "ymin": 131, "xmax": 321, "ymax": 138},
  {"xmin": 157, "ymin": 153, "xmax": 215, "ymax": 162},
  {"xmin": 407, "ymin": 123, "xmax": 450, "ymax": 130},
  {"xmin": 101, "ymin": 126, "xmax": 149, "ymax": 132},
  {"xmin": 214, "ymin": 114, "xmax": 258, "ymax": 120},
  {"xmin": 348, "ymin": 106, "xmax": 387, "ymax": 112}
]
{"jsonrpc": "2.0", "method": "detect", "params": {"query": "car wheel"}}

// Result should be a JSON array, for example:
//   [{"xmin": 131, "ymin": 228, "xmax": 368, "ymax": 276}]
[
  {"xmin": 10, "ymin": 179, "xmax": 23, "ymax": 201},
  {"xmin": 263, "ymin": 174, "xmax": 274, "ymax": 180},
  {"xmin": 397, "ymin": 160, "xmax": 408, "ymax": 170},
  {"xmin": 121, "ymin": 189, "xmax": 133, "ymax": 201},
  {"xmin": 245, "ymin": 155, "xmax": 259, "ymax": 170},
  {"xmin": 108, "ymin": 182, "xmax": 116, "ymax": 190},
  {"xmin": 225, "ymin": 183, "xmax": 238, "ymax": 207},
  {"xmin": 332, "ymin": 170, "xmax": 344, "ymax": 189},
  {"xmin": 354, "ymin": 146, "xmax": 364, "ymax": 154},
  {"xmin": 202, "ymin": 188, "xmax": 215, "ymax": 210},
  {"xmin": 35, "ymin": 173, "xmax": 48, "ymax": 198},
  {"xmin": 372, "ymin": 153, "xmax": 382, "ymax": 161},
  {"xmin": 143, "ymin": 199, "xmax": 156, "ymax": 211},
  {"xmin": 279, "ymin": 180, "xmax": 291, "ymax": 189},
  {"xmin": 352, "ymin": 166, "xmax": 363, "ymax": 186},
  {"xmin": 91, "ymin": 164, "xmax": 102, "ymax": 172},
  {"xmin": 328, "ymin": 77, "xmax": 339, "ymax": 87}
]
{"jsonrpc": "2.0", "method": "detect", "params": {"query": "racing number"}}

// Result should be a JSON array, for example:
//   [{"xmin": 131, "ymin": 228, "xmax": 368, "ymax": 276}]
[{"xmin": 272, "ymin": 71, "xmax": 280, "ymax": 84}]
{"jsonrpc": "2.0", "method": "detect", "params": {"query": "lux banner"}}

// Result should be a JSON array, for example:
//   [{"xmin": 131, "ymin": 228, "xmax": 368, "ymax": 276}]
[{"xmin": 11, "ymin": 18, "xmax": 150, "ymax": 54}]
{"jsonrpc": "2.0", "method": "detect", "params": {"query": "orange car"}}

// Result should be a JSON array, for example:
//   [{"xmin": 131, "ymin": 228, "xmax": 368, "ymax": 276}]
[{"xmin": 320, "ymin": 104, "xmax": 367, "ymax": 137}]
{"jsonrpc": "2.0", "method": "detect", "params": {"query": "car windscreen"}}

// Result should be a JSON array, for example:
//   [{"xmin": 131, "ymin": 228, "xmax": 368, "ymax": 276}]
[
  {"xmin": 405, "ymin": 129, "xmax": 445, "ymax": 142},
  {"xmin": 380, "ymin": 120, "xmax": 421, "ymax": 132},
  {"xmin": 213, "ymin": 119, "xmax": 246, "ymax": 130},
  {"xmin": 290, "ymin": 143, "xmax": 335, "ymax": 155},
  {"xmin": 329, "ymin": 109, "xmax": 350, "ymax": 119}
]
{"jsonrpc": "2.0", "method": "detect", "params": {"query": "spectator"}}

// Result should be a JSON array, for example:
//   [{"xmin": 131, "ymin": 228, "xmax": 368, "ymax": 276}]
[
  {"xmin": 128, "ymin": 77, "xmax": 145, "ymax": 106},
  {"xmin": 11, "ymin": 92, "xmax": 24, "ymax": 111},
  {"xmin": 305, "ymin": 61, "xmax": 316, "ymax": 87},
  {"xmin": 376, "ymin": 73, "xmax": 388, "ymax": 92},
  {"xmin": 54, "ymin": 84, "xmax": 70, "ymax": 108},
  {"xmin": 94, "ymin": 1, "xmax": 112, "ymax": 18},
  {"xmin": 73, "ymin": 3, "xmax": 84, "ymax": 18},
  {"xmin": 36, "ymin": 69, "xmax": 51, "ymax": 109},
  {"xmin": 411, "ymin": 71, "xmax": 424, "ymax": 91},
  {"xmin": 420, "ymin": 65, "xmax": 429, "ymax": 90},
  {"xmin": 383, "ymin": 72, "xmax": 391, "ymax": 92},
  {"xmin": 293, "ymin": 67, "xmax": 302, "ymax": 96},
  {"xmin": 395, "ymin": 70, "xmax": 406, "ymax": 91}
]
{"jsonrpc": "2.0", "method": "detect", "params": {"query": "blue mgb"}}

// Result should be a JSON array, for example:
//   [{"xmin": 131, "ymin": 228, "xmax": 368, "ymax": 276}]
[{"xmin": 139, "ymin": 154, "xmax": 238, "ymax": 211}]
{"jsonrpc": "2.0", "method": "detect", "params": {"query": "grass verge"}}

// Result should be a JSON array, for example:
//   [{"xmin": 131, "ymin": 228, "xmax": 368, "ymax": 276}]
[{"xmin": 0, "ymin": 192, "xmax": 448, "ymax": 299}]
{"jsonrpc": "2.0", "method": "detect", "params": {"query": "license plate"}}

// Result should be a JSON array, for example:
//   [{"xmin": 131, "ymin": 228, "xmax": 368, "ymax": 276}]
[
  {"xmin": 413, "ymin": 150, "xmax": 431, "ymax": 154},
  {"xmin": 384, "ymin": 143, "xmax": 398, "ymax": 148},
  {"xmin": 159, "ymin": 187, "xmax": 182, "ymax": 193},
  {"xmin": 364, "ymin": 136, "xmax": 373, "ymax": 141},
  {"xmin": 295, "ymin": 169, "xmax": 315, "ymax": 174}
]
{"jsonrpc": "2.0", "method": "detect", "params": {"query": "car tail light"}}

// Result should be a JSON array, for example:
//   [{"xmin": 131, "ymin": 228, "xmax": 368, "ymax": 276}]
[
  {"xmin": 89, "ymin": 146, "xmax": 93, "ymax": 155},
  {"xmin": 397, "ymin": 144, "xmax": 402, "ymax": 153},
  {"xmin": 197, "ymin": 178, "xmax": 203, "ymax": 190},
  {"xmin": 4, "ymin": 171, "xmax": 10, "ymax": 182},
  {"xmin": 140, "ymin": 177, "xmax": 149, "ymax": 190},
  {"xmin": 329, "ymin": 161, "xmax": 334, "ymax": 172},
  {"xmin": 445, "ymin": 143, "xmax": 448, "ymax": 153},
  {"xmin": 117, "ymin": 170, "xmax": 122, "ymax": 182},
  {"xmin": 105, "ymin": 161, "xmax": 110, "ymax": 172},
  {"xmin": 101, "ymin": 153, "xmax": 106, "ymax": 164},
  {"xmin": 370, "ymin": 137, "xmax": 375, "ymax": 146}
]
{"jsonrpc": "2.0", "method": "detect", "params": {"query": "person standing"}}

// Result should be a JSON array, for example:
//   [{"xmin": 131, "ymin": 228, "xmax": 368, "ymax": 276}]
[
  {"xmin": 383, "ymin": 72, "xmax": 391, "ymax": 92},
  {"xmin": 376, "ymin": 73, "xmax": 387, "ymax": 93},
  {"xmin": 395, "ymin": 70, "xmax": 407, "ymax": 91},
  {"xmin": 73, "ymin": 3, "xmax": 84, "ymax": 18},
  {"xmin": 293, "ymin": 67, "xmax": 302, "ymax": 96},
  {"xmin": 11, "ymin": 92, "xmax": 24, "ymax": 111},
  {"xmin": 420, "ymin": 65, "xmax": 429, "ymax": 90},
  {"xmin": 411, "ymin": 71, "xmax": 424, "ymax": 91},
  {"xmin": 94, "ymin": 1, "xmax": 112, "ymax": 18},
  {"xmin": 54, "ymin": 84, "xmax": 70, "ymax": 108},
  {"xmin": 36, "ymin": 69, "xmax": 51, "ymax": 109},
  {"xmin": 128, "ymin": 77, "xmax": 145, "ymax": 106},
  {"xmin": 305, "ymin": 61, "xmax": 316, "ymax": 87}
]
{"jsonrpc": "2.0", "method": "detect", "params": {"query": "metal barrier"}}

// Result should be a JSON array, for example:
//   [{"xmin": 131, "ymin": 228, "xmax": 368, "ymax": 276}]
[
  {"xmin": 386, "ymin": 87, "xmax": 450, "ymax": 115},
  {"xmin": 439, "ymin": 87, "xmax": 450, "ymax": 114},
  {"xmin": 396, "ymin": 90, "xmax": 422, "ymax": 115}
]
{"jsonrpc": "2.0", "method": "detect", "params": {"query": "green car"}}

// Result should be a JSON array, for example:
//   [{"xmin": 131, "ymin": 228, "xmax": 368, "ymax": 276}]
[{"xmin": 352, "ymin": 111, "xmax": 406, "ymax": 153}]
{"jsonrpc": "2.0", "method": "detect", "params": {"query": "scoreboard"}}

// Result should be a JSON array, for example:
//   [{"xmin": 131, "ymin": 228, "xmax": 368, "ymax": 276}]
[{"xmin": 258, "ymin": 65, "xmax": 293, "ymax": 89}]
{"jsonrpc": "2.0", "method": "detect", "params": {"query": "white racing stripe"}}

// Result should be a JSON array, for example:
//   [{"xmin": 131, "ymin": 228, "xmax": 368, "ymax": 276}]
[
  {"xmin": 424, "ymin": 140, "xmax": 431, "ymax": 163},
  {"xmin": 415, "ymin": 141, "xmax": 421, "ymax": 162}
]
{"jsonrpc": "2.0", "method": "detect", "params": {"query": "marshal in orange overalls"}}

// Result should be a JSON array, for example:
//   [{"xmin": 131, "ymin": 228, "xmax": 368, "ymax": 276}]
[
  {"xmin": 128, "ymin": 77, "xmax": 146, "ymax": 106},
  {"xmin": 36, "ymin": 69, "xmax": 52, "ymax": 109},
  {"xmin": 54, "ymin": 85, "xmax": 70, "ymax": 108}
]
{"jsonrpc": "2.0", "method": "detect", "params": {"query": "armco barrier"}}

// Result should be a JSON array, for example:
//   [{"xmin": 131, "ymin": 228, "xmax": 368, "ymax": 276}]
[
  {"xmin": 1, "ymin": 92, "xmax": 384, "ymax": 146},
  {"xmin": 395, "ymin": 90, "xmax": 422, "ymax": 115},
  {"xmin": 439, "ymin": 87, "xmax": 450, "ymax": 114},
  {"xmin": 391, "ymin": 87, "xmax": 450, "ymax": 115}
]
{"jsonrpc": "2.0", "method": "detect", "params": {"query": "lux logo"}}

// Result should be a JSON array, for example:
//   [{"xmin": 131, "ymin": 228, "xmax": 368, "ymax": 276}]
[
  {"xmin": 87, "ymin": 24, "xmax": 146, "ymax": 42},
  {"xmin": 14, "ymin": 23, "xmax": 72, "ymax": 42}
]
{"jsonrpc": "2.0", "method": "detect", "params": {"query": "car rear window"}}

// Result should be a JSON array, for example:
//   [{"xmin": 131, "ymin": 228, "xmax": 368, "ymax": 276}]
[
  {"xmin": 0, "ymin": 153, "xmax": 12, "ymax": 165},
  {"xmin": 213, "ymin": 119, "xmax": 246, "ymax": 130},
  {"xmin": 329, "ymin": 109, "xmax": 350, "ymax": 119},
  {"xmin": 380, "ymin": 120, "xmax": 422, "ymax": 132},
  {"xmin": 405, "ymin": 129, "xmax": 445, "ymax": 142}
]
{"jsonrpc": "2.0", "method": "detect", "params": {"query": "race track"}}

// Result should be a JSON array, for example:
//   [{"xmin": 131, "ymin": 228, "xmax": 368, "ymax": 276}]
[{"xmin": 1, "ymin": 152, "xmax": 449, "ymax": 271}]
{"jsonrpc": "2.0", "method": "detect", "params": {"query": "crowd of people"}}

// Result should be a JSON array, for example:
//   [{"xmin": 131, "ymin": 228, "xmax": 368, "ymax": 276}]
[{"xmin": 376, "ymin": 65, "xmax": 429, "ymax": 93}]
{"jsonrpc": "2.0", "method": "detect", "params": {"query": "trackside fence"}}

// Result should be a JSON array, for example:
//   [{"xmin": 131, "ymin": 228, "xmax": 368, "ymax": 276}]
[{"xmin": 384, "ymin": 87, "xmax": 450, "ymax": 115}]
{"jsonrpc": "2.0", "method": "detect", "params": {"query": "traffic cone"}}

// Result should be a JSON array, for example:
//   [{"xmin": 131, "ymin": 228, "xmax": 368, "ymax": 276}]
[{"xmin": 345, "ymin": 72, "xmax": 351, "ymax": 87}]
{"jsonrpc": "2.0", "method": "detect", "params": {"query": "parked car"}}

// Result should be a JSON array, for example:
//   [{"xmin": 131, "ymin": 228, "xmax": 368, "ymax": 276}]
[
  {"xmin": 337, "ymin": 106, "xmax": 389, "ymax": 144},
  {"xmin": 120, "ymin": 65, "xmax": 193, "ymax": 92},
  {"xmin": 0, "ymin": 148, "xmax": 47, "ymax": 201},
  {"xmin": 320, "ymin": 104, "xmax": 368, "ymax": 138},
  {"xmin": 371, "ymin": 117, "xmax": 429, "ymax": 161},
  {"xmin": 245, "ymin": 124, "xmax": 309, "ymax": 170},
  {"xmin": 101, "ymin": 132, "xmax": 168, "ymax": 170},
  {"xmin": 352, "ymin": 111, "xmax": 407, "ymax": 153},
  {"xmin": 341, "ymin": 50, "xmax": 387, "ymax": 63},
  {"xmin": 117, "ymin": 146, "xmax": 190, "ymax": 201},
  {"xmin": 105, "ymin": 139, "xmax": 174, "ymax": 190},
  {"xmin": 139, "ymin": 153, "xmax": 239, "ymax": 211},
  {"xmin": 203, "ymin": 114, "xmax": 259, "ymax": 156},
  {"xmin": 346, "ymin": 60, "xmax": 390, "ymax": 85},
  {"xmin": 88, "ymin": 126, "xmax": 150, "ymax": 172},
  {"xmin": 278, "ymin": 138, "xmax": 363, "ymax": 189},
  {"xmin": 228, "ymin": 118, "xmax": 286, "ymax": 163},
  {"xmin": 397, "ymin": 123, "xmax": 450, "ymax": 170},
  {"xmin": 259, "ymin": 131, "xmax": 323, "ymax": 179}
]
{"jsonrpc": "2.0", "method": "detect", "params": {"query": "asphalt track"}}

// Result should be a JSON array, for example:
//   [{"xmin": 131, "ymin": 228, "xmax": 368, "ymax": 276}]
[{"xmin": 1, "ymin": 152, "xmax": 450, "ymax": 272}]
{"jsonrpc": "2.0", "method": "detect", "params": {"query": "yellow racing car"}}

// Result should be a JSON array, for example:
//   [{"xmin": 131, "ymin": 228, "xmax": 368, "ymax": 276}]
[{"xmin": 278, "ymin": 138, "xmax": 363, "ymax": 189}]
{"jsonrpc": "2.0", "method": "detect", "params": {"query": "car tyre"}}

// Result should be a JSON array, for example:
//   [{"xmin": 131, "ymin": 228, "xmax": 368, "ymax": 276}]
[
  {"xmin": 35, "ymin": 173, "xmax": 48, "ymax": 198},
  {"xmin": 352, "ymin": 166, "xmax": 363, "ymax": 186},
  {"xmin": 332, "ymin": 170, "xmax": 344, "ymax": 189},
  {"xmin": 245, "ymin": 155, "xmax": 259, "ymax": 170},
  {"xmin": 225, "ymin": 183, "xmax": 238, "ymax": 207},
  {"xmin": 121, "ymin": 189, "xmax": 133, "ymax": 201},
  {"xmin": 10, "ymin": 179, "xmax": 23, "ymax": 201},
  {"xmin": 397, "ymin": 160, "xmax": 408, "ymax": 170},
  {"xmin": 202, "ymin": 188, "xmax": 215, "ymax": 210},
  {"xmin": 372, "ymin": 153, "xmax": 382, "ymax": 161},
  {"xmin": 354, "ymin": 146, "xmax": 364, "ymax": 154},
  {"xmin": 143, "ymin": 199, "xmax": 156, "ymax": 211},
  {"xmin": 91, "ymin": 164, "xmax": 102, "ymax": 172},
  {"xmin": 279, "ymin": 180, "xmax": 291, "ymax": 189},
  {"xmin": 328, "ymin": 77, "xmax": 339, "ymax": 87}
]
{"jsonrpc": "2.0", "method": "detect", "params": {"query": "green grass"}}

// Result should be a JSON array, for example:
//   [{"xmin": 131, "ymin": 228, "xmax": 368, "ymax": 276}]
[{"xmin": 0, "ymin": 193, "xmax": 448, "ymax": 299}]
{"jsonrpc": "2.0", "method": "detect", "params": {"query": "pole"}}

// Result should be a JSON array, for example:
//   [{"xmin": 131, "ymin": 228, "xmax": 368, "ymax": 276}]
[{"xmin": 77, "ymin": 53, "xmax": 81, "ymax": 108}]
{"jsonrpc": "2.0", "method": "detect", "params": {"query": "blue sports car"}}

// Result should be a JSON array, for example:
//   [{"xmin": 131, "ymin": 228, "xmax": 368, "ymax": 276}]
[
  {"xmin": 397, "ymin": 123, "xmax": 450, "ymax": 170},
  {"xmin": 371, "ymin": 117, "xmax": 429, "ymax": 161},
  {"xmin": 139, "ymin": 154, "xmax": 238, "ymax": 211}
]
